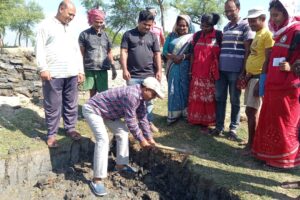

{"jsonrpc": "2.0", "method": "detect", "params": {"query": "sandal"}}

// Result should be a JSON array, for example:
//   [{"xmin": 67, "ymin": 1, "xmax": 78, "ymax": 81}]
[
  {"xmin": 210, "ymin": 128, "xmax": 223, "ymax": 136},
  {"xmin": 47, "ymin": 136, "xmax": 59, "ymax": 148},
  {"xmin": 281, "ymin": 181, "xmax": 300, "ymax": 189},
  {"xmin": 227, "ymin": 130, "xmax": 242, "ymax": 142},
  {"xmin": 66, "ymin": 130, "xmax": 81, "ymax": 140}
]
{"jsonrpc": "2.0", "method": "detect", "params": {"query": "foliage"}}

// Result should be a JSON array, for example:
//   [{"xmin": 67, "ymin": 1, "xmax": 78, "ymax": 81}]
[
  {"xmin": 171, "ymin": 0, "xmax": 225, "ymax": 24},
  {"xmin": 0, "ymin": 0, "xmax": 23, "ymax": 36},
  {"xmin": 80, "ymin": 0, "xmax": 104, "ymax": 11},
  {"xmin": 9, "ymin": 0, "xmax": 44, "ymax": 46}
]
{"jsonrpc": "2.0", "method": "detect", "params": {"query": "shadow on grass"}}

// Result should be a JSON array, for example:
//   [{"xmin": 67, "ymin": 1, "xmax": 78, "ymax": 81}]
[{"xmin": 151, "ymin": 113, "xmax": 299, "ymax": 199}]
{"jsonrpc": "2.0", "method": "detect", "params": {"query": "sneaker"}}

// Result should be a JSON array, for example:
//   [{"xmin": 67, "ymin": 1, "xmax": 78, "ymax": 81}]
[
  {"xmin": 90, "ymin": 181, "xmax": 107, "ymax": 196},
  {"xmin": 149, "ymin": 122, "xmax": 159, "ymax": 133},
  {"xmin": 114, "ymin": 164, "xmax": 138, "ymax": 173}
]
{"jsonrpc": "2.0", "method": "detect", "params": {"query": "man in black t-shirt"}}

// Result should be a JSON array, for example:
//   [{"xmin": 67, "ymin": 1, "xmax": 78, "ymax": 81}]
[{"xmin": 120, "ymin": 10, "xmax": 162, "ymax": 133}]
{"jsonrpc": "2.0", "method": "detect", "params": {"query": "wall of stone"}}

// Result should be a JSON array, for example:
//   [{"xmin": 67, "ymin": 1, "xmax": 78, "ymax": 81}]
[{"xmin": 0, "ymin": 48, "xmax": 42, "ymax": 98}]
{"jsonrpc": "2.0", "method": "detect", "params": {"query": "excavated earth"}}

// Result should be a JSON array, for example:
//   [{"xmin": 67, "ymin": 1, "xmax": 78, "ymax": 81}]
[{"xmin": 0, "ymin": 137, "xmax": 239, "ymax": 200}]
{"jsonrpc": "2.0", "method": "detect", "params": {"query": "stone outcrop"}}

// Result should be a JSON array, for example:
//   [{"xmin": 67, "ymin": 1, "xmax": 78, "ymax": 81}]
[{"xmin": 0, "ymin": 48, "xmax": 42, "ymax": 98}]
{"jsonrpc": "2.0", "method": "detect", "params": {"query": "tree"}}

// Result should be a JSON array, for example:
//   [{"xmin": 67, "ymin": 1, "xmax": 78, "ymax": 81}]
[
  {"xmin": 171, "ymin": 0, "xmax": 225, "ymax": 24},
  {"xmin": 9, "ymin": 0, "xmax": 44, "ymax": 46},
  {"xmin": 145, "ymin": 0, "xmax": 171, "ymax": 33},
  {"xmin": 0, "ymin": 0, "xmax": 23, "ymax": 44},
  {"xmin": 81, "ymin": 0, "xmax": 104, "ymax": 10},
  {"xmin": 105, "ymin": 0, "xmax": 146, "ymax": 44}
]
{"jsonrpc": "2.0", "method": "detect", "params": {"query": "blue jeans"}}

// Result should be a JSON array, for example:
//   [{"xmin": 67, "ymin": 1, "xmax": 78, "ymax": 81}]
[
  {"xmin": 127, "ymin": 78, "xmax": 154, "ymax": 122},
  {"xmin": 215, "ymin": 71, "xmax": 241, "ymax": 131}
]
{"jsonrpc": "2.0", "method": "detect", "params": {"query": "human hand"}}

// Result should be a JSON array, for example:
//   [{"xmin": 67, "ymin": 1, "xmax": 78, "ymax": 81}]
[
  {"xmin": 112, "ymin": 66, "xmax": 117, "ymax": 80},
  {"xmin": 279, "ymin": 61, "xmax": 291, "ymax": 72},
  {"xmin": 155, "ymin": 71, "xmax": 162, "ymax": 82},
  {"xmin": 40, "ymin": 71, "xmax": 51, "ymax": 81},
  {"xmin": 78, "ymin": 73, "xmax": 85, "ymax": 83},
  {"xmin": 139, "ymin": 139, "xmax": 151, "ymax": 149},
  {"xmin": 147, "ymin": 138, "xmax": 156, "ymax": 146},
  {"xmin": 123, "ymin": 70, "xmax": 131, "ymax": 81}
]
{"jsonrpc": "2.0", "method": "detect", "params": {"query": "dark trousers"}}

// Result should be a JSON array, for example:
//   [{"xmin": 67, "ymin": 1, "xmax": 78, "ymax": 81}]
[
  {"xmin": 42, "ymin": 76, "xmax": 78, "ymax": 137},
  {"xmin": 215, "ymin": 71, "xmax": 241, "ymax": 131}
]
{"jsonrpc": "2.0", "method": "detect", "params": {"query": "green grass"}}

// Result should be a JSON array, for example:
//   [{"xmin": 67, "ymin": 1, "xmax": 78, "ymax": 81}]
[
  {"xmin": 152, "ymin": 99, "xmax": 300, "ymax": 200},
  {"xmin": 0, "ymin": 97, "xmax": 299, "ymax": 199}
]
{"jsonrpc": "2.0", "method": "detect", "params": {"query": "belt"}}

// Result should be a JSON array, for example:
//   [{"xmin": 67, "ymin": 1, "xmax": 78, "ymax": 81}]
[{"xmin": 251, "ymin": 74, "xmax": 260, "ymax": 79}]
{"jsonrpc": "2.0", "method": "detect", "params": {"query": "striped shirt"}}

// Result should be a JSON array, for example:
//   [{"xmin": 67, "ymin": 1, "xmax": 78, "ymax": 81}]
[
  {"xmin": 219, "ymin": 18, "xmax": 255, "ymax": 72},
  {"xmin": 35, "ymin": 17, "xmax": 84, "ymax": 78},
  {"xmin": 87, "ymin": 84, "xmax": 152, "ymax": 142}
]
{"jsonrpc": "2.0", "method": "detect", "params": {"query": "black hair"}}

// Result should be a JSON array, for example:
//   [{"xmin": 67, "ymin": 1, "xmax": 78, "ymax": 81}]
[
  {"xmin": 225, "ymin": 0, "xmax": 240, "ymax": 9},
  {"xmin": 138, "ymin": 10, "xmax": 155, "ymax": 22},
  {"xmin": 201, "ymin": 13, "xmax": 220, "ymax": 26},
  {"xmin": 269, "ymin": 0, "xmax": 288, "ymax": 18}
]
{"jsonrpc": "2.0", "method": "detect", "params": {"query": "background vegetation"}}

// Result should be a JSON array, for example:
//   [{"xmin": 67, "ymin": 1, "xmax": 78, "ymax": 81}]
[{"xmin": 0, "ymin": 0, "xmax": 225, "ymax": 47}]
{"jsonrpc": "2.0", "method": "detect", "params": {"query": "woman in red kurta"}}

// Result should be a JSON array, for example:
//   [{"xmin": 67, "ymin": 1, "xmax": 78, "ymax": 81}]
[
  {"xmin": 252, "ymin": 0, "xmax": 300, "ymax": 168},
  {"xmin": 187, "ymin": 13, "xmax": 222, "ymax": 131}
]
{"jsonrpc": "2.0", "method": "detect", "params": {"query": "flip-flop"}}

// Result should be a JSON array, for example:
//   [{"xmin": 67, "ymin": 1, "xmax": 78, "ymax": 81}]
[
  {"xmin": 47, "ymin": 137, "xmax": 59, "ymax": 148},
  {"xmin": 281, "ymin": 181, "xmax": 300, "ymax": 189},
  {"xmin": 66, "ymin": 131, "xmax": 81, "ymax": 140},
  {"xmin": 227, "ymin": 130, "xmax": 242, "ymax": 142}
]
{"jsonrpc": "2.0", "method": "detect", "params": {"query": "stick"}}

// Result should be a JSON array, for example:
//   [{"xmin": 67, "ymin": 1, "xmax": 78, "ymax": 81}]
[{"xmin": 155, "ymin": 143, "xmax": 191, "ymax": 154}]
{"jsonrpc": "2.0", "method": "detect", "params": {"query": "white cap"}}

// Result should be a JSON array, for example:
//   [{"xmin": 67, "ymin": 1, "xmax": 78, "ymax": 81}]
[
  {"xmin": 246, "ymin": 7, "xmax": 266, "ymax": 19},
  {"xmin": 142, "ymin": 77, "xmax": 164, "ymax": 99}
]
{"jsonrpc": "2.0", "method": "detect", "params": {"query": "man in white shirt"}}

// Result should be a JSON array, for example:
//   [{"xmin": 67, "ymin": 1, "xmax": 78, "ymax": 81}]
[{"xmin": 35, "ymin": 0, "xmax": 84, "ymax": 148}]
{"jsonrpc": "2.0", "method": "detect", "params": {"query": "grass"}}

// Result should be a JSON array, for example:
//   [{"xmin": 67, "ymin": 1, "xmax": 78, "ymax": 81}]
[{"xmin": 0, "ymin": 97, "xmax": 299, "ymax": 200}]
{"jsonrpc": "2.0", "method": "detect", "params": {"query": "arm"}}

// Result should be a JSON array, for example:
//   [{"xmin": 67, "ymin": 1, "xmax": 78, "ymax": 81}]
[
  {"xmin": 154, "ymin": 51, "xmax": 162, "ymax": 81},
  {"xmin": 262, "ymin": 48, "xmax": 272, "ymax": 74},
  {"xmin": 35, "ymin": 25, "xmax": 51, "ymax": 81},
  {"xmin": 107, "ymin": 49, "xmax": 117, "ymax": 80},
  {"xmin": 159, "ymin": 30, "xmax": 165, "ymax": 47},
  {"xmin": 241, "ymin": 40, "xmax": 252, "ymax": 77},
  {"xmin": 120, "ymin": 48, "xmax": 130, "ymax": 80}
]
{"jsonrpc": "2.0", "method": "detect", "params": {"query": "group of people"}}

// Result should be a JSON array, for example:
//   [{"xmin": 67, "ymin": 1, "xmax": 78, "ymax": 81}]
[
  {"xmin": 162, "ymin": 0, "xmax": 300, "ymax": 169},
  {"xmin": 34, "ymin": 0, "xmax": 299, "ymax": 197}
]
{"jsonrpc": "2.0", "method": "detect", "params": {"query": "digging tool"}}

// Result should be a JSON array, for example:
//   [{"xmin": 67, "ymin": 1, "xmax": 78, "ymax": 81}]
[{"xmin": 155, "ymin": 143, "xmax": 192, "ymax": 155}]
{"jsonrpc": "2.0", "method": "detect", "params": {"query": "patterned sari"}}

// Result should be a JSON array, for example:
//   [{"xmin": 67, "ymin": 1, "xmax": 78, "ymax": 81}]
[
  {"xmin": 252, "ymin": 0, "xmax": 300, "ymax": 168},
  {"xmin": 163, "ymin": 16, "xmax": 193, "ymax": 124},
  {"xmin": 187, "ymin": 30, "xmax": 221, "ymax": 125}
]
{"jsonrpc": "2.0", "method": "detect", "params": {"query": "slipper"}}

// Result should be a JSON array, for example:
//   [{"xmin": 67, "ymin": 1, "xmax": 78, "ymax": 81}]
[
  {"xmin": 66, "ymin": 130, "xmax": 81, "ymax": 140},
  {"xmin": 227, "ymin": 130, "xmax": 242, "ymax": 142},
  {"xmin": 281, "ymin": 181, "xmax": 300, "ymax": 189},
  {"xmin": 47, "ymin": 136, "xmax": 59, "ymax": 148}
]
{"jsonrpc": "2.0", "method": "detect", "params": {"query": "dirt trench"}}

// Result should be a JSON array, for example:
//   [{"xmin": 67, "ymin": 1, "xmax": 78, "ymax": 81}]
[{"xmin": 1, "ymin": 139, "xmax": 240, "ymax": 200}]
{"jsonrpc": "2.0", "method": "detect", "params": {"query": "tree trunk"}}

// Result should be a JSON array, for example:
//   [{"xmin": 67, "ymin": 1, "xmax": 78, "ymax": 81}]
[
  {"xmin": 14, "ymin": 32, "xmax": 19, "ymax": 46},
  {"xmin": 158, "ymin": 0, "xmax": 165, "ymax": 33},
  {"xmin": 18, "ymin": 31, "xmax": 22, "ymax": 46},
  {"xmin": 112, "ymin": 25, "xmax": 124, "ymax": 45}
]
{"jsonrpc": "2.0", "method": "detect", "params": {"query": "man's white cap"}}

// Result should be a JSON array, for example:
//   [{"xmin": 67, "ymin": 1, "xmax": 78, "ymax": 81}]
[
  {"xmin": 246, "ymin": 7, "xmax": 266, "ymax": 19},
  {"xmin": 142, "ymin": 77, "xmax": 164, "ymax": 99}
]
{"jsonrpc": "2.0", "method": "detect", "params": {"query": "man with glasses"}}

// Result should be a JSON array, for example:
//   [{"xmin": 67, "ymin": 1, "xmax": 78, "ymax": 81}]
[
  {"xmin": 211, "ymin": 0, "xmax": 255, "ymax": 141},
  {"xmin": 120, "ymin": 10, "xmax": 162, "ymax": 133}
]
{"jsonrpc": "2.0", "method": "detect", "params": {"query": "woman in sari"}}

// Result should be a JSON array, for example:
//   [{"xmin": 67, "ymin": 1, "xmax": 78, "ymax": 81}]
[
  {"xmin": 187, "ymin": 13, "xmax": 222, "ymax": 132},
  {"xmin": 252, "ymin": 0, "xmax": 300, "ymax": 168},
  {"xmin": 163, "ymin": 15, "xmax": 194, "ymax": 125}
]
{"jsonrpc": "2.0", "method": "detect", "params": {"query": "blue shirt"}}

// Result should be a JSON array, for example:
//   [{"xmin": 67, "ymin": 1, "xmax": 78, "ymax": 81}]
[{"xmin": 219, "ymin": 18, "xmax": 255, "ymax": 72}]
